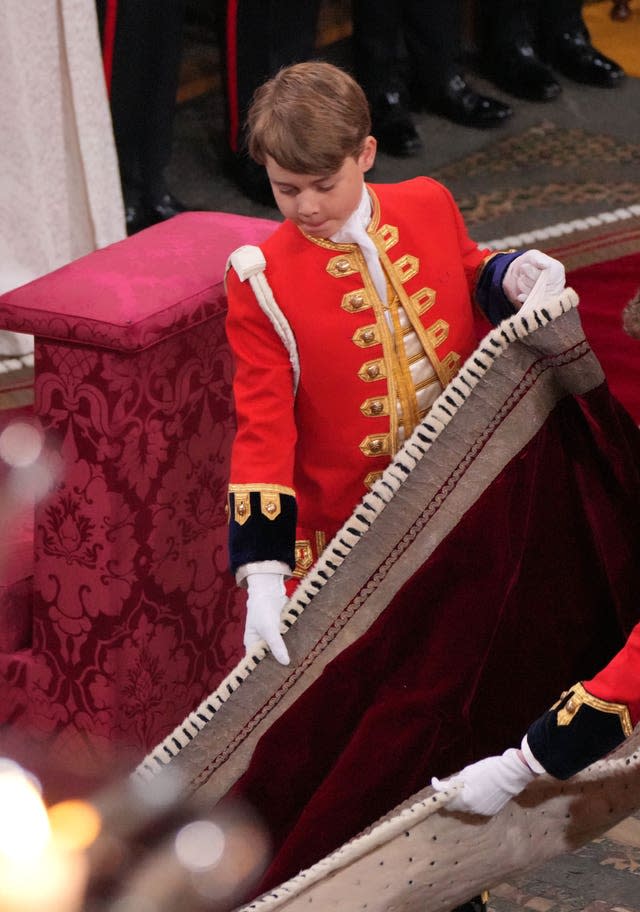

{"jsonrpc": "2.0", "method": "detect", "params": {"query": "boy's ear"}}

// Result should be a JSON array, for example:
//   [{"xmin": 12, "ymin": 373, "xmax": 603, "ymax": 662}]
[{"xmin": 359, "ymin": 135, "xmax": 377, "ymax": 173}]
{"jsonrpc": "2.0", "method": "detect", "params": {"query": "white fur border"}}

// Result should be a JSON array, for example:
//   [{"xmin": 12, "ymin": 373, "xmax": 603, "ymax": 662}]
[
  {"xmin": 232, "ymin": 742, "xmax": 640, "ymax": 911},
  {"xmin": 481, "ymin": 204, "xmax": 640, "ymax": 251}
]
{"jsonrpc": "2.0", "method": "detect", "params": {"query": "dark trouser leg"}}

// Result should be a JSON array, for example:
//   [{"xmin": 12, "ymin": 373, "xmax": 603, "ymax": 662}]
[
  {"xmin": 224, "ymin": 0, "xmax": 320, "ymax": 154},
  {"xmin": 402, "ymin": 0, "xmax": 464, "ymax": 88},
  {"xmin": 450, "ymin": 892, "xmax": 490, "ymax": 912},
  {"xmin": 96, "ymin": 0, "xmax": 185, "ymax": 205},
  {"xmin": 402, "ymin": 0, "xmax": 512, "ymax": 129},
  {"xmin": 223, "ymin": 0, "xmax": 321, "ymax": 201},
  {"xmin": 476, "ymin": 0, "xmax": 561, "ymax": 101},
  {"xmin": 351, "ymin": 0, "xmax": 404, "ymax": 98},
  {"xmin": 351, "ymin": 0, "xmax": 421, "ymax": 156}
]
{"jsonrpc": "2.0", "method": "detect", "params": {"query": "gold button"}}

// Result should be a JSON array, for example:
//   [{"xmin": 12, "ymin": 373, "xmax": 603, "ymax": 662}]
[
  {"xmin": 369, "ymin": 439, "xmax": 382, "ymax": 453},
  {"xmin": 266, "ymin": 502, "xmax": 276, "ymax": 514},
  {"xmin": 335, "ymin": 258, "xmax": 351, "ymax": 273},
  {"xmin": 566, "ymin": 698, "xmax": 576, "ymax": 712},
  {"xmin": 370, "ymin": 400, "xmax": 383, "ymax": 415},
  {"xmin": 350, "ymin": 293, "xmax": 364, "ymax": 309},
  {"xmin": 237, "ymin": 501, "xmax": 246, "ymax": 515},
  {"xmin": 366, "ymin": 364, "xmax": 380, "ymax": 379},
  {"xmin": 362, "ymin": 329, "xmax": 375, "ymax": 344}
]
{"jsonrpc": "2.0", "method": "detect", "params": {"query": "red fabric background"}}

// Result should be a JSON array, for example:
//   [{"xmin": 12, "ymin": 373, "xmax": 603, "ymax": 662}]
[
  {"xmin": 0, "ymin": 213, "xmax": 279, "ymax": 793},
  {"xmin": 229, "ymin": 385, "xmax": 640, "ymax": 894},
  {"xmin": 567, "ymin": 252, "xmax": 640, "ymax": 423},
  {"xmin": 474, "ymin": 252, "xmax": 640, "ymax": 423}
]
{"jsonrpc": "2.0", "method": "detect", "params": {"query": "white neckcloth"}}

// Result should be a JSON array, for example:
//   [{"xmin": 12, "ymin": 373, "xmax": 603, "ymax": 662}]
[{"xmin": 331, "ymin": 185, "xmax": 387, "ymax": 303}]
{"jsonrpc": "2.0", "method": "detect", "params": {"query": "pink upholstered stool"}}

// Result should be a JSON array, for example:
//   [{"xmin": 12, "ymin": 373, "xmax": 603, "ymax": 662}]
[{"xmin": 0, "ymin": 211, "xmax": 278, "ymax": 777}]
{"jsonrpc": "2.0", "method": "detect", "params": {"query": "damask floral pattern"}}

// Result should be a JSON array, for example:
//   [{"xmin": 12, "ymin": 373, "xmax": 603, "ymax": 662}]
[{"xmin": 0, "ymin": 212, "xmax": 278, "ymax": 774}]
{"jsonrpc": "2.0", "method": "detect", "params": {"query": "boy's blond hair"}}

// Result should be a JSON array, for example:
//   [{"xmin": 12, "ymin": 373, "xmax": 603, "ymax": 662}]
[{"xmin": 247, "ymin": 61, "xmax": 371, "ymax": 175}]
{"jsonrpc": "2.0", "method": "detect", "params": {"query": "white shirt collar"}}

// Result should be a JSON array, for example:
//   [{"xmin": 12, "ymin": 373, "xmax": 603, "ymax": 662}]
[{"xmin": 330, "ymin": 184, "xmax": 372, "ymax": 244}]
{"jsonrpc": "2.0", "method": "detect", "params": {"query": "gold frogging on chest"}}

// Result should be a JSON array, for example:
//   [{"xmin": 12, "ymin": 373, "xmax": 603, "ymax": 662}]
[
  {"xmin": 341, "ymin": 289, "xmax": 372, "ymax": 314},
  {"xmin": 327, "ymin": 254, "xmax": 358, "ymax": 278}
]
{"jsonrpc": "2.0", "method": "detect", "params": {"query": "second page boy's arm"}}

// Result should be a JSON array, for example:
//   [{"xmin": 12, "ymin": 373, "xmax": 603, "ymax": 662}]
[{"xmin": 433, "ymin": 621, "xmax": 640, "ymax": 814}]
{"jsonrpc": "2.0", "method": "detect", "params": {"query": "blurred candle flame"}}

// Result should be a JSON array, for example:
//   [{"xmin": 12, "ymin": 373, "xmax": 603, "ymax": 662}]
[
  {"xmin": 0, "ymin": 761, "xmax": 99, "ymax": 912},
  {"xmin": 0, "ymin": 420, "xmax": 43, "ymax": 468},
  {"xmin": 0, "ymin": 761, "xmax": 50, "ymax": 864}
]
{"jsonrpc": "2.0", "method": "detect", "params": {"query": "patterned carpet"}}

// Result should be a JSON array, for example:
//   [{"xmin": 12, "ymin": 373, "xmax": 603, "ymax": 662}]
[
  {"xmin": 431, "ymin": 121, "xmax": 640, "ymax": 262},
  {"xmin": 490, "ymin": 813, "xmax": 640, "ymax": 912}
]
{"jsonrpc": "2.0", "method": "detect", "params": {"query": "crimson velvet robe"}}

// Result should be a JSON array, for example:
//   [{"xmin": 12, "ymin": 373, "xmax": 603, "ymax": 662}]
[{"xmin": 217, "ymin": 294, "xmax": 640, "ymax": 897}]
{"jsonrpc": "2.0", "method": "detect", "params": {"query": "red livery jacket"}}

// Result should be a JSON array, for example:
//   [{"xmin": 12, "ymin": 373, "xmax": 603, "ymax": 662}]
[
  {"xmin": 527, "ymin": 621, "xmax": 640, "ymax": 778},
  {"xmin": 225, "ymin": 178, "xmax": 520, "ymax": 578}
]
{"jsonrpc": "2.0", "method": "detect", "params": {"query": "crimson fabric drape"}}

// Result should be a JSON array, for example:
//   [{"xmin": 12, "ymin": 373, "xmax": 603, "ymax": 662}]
[
  {"xmin": 568, "ymin": 252, "xmax": 640, "ymax": 423},
  {"xmin": 228, "ymin": 385, "xmax": 640, "ymax": 895}
]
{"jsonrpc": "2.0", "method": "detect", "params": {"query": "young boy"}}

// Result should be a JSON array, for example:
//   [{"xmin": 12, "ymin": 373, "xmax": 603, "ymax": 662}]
[{"xmin": 225, "ymin": 61, "xmax": 566, "ymax": 666}]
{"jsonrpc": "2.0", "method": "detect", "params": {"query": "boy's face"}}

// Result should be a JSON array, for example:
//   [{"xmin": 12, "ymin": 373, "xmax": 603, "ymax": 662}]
[{"xmin": 265, "ymin": 136, "xmax": 377, "ymax": 238}]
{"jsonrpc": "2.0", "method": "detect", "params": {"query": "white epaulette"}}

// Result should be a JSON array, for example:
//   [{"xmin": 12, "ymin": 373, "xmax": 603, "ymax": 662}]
[{"xmin": 227, "ymin": 244, "xmax": 300, "ymax": 394}]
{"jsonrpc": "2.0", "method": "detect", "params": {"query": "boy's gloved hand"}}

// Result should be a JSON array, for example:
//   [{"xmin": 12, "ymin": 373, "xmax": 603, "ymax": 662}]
[
  {"xmin": 431, "ymin": 748, "xmax": 538, "ymax": 816},
  {"xmin": 244, "ymin": 571, "xmax": 290, "ymax": 665},
  {"xmin": 503, "ymin": 250, "xmax": 566, "ymax": 305}
]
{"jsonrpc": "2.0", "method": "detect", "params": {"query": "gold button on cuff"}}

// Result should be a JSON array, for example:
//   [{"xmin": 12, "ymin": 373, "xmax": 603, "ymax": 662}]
[
  {"xmin": 260, "ymin": 491, "xmax": 282, "ymax": 520},
  {"xmin": 359, "ymin": 433, "xmax": 391, "ymax": 457},
  {"xmin": 233, "ymin": 492, "xmax": 251, "ymax": 525}
]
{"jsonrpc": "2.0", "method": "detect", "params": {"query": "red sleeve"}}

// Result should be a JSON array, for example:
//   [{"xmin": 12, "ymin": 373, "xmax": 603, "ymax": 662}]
[
  {"xmin": 225, "ymin": 266, "xmax": 298, "ymax": 489},
  {"xmin": 433, "ymin": 179, "xmax": 490, "ymax": 295},
  {"xmin": 584, "ymin": 621, "xmax": 640, "ymax": 726}
]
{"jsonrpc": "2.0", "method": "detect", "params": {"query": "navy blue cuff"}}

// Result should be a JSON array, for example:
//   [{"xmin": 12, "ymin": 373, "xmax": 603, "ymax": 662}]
[
  {"xmin": 475, "ymin": 251, "xmax": 523, "ymax": 325},
  {"xmin": 228, "ymin": 491, "xmax": 297, "ymax": 574},
  {"xmin": 526, "ymin": 687, "xmax": 629, "ymax": 780}
]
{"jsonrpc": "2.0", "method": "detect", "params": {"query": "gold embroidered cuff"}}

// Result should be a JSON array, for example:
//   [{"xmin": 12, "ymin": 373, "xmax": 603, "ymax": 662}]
[
  {"xmin": 554, "ymin": 682, "xmax": 633, "ymax": 737},
  {"xmin": 228, "ymin": 484, "xmax": 295, "ymax": 524}
]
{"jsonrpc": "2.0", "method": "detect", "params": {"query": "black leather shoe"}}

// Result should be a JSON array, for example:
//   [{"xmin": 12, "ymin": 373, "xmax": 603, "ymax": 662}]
[
  {"xmin": 450, "ymin": 895, "xmax": 488, "ymax": 912},
  {"xmin": 547, "ymin": 30, "xmax": 626, "ymax": 87},
  {"xmin": 370, "ymin": 90, "xmax": 423, "ymax": 157},
  {"xmin": 144, "ymin": 192, "xmax": 189, "ymax": 224},
  {"xmin": 483, "ymin": 42, "xmax": 561, "ymax": 101},
  {"xmin": 417, "ymin": 74, "xmax": 513, "ymax": 128}
]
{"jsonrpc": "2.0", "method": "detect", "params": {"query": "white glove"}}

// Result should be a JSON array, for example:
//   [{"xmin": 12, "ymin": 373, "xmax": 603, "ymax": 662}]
[
  {"xmin": 431, "ymin": 747, "xmax": 537, "ymax": 816},
  {"xmin": 244, "ymin": 571, "xmax": 290, "ymax": 665},
  {"xmin": 503, "ymin": 250, "xmax": 566, "ymax": 306}
]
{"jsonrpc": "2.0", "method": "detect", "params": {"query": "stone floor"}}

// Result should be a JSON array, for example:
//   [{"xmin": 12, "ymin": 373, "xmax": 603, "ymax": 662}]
[{"xmin": 489, "ymin": 811, "xmax": 640, "ymax": 911}]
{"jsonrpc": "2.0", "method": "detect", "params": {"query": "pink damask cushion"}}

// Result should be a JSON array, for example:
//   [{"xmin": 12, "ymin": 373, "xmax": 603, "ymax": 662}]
[{"xmin": 0, "ymin": 212, "xmax": 279, "ymax": 352}]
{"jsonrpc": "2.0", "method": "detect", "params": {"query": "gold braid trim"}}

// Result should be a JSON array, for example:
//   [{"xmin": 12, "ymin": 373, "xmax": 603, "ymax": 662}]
[
  {"xmin": 227, "ymin": 484, "xmax": 296, "ymax": 525},
  {"xmin": 554, "ymin": 682, "xmax": 633, "ymax": 737}
]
